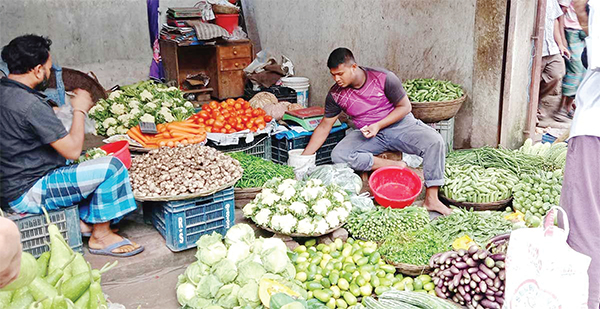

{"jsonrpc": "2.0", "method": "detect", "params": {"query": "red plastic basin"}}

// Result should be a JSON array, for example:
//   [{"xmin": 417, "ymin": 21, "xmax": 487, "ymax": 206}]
[
  {"xmin": 100, "ymin": 140, "xmax": 131, "ymax": 169},
  {"xmin": 369, "ymin": 166, "xmax": 422, "ymax": 208},
  {"xmin": 215, "ymin": 14, "xmax": 239, "ymax": 34}
]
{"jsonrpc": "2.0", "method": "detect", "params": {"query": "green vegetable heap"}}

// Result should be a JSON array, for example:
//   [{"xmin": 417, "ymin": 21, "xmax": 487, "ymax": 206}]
[
  {"xmin": 430, "ymin": 207, "xmax": 514, "ymax": 246},
  {"xmin": 403, "ymin": 79, "xmax": 463, "ymax": 102},
  {"xmin": 446, "ymin": 146, "xmax": 560, "ymax": 175},
  {"xmin": 0, "ymin": 207, "xmax": 115, "ymax": 309},
  {"xmin": 176, "ymin": 224, "xmax": 305, "ymax": 309},
  {"xmin": 74, "ymin": 148, "xmax": 108, "ymax": 164},
  {"xmin": 227, "ymin": 152, "xmax": 295, "ymax": 188},
  {"xmin": 442, "ymin": 164, "xmax": 517, "ymax": 203},
  {"xmin": 345, "ymin": 206, "xmax": 430, "ymax": 242},
  {"xmin": 378, "ymin": 226, "xmax": 447, "ymax": 266},
  {"xmin": 512, "ymin": 170, "xmax": 563, "ymax": 227}
]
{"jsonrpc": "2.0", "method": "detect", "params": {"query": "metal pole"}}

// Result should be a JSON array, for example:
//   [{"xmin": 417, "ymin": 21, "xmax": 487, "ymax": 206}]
[{"xmin": 524, "ymin": 0, "xmax": 547, "ymax": 139}]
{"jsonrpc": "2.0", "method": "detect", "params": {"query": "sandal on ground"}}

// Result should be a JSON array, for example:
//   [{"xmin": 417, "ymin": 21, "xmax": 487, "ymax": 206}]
[{"xmin": 88, "ymin": 238, "xmax": 144, "ymax": 257}]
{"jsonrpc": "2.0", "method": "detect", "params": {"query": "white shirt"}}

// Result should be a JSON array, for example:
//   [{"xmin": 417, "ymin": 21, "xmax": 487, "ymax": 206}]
[
  {"xmin": 543, "ymin": 0, "xmax": 564, "ymax": 56},
  {"xmin": 570, "ymin": 0, "xmax": 600, "ymax": 139}
]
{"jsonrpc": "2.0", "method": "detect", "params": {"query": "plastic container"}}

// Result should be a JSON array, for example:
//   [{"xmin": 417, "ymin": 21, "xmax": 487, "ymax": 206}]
[
  {"xmin": 369, "ymin": 166, "xmax": 422, "ymax": 208},
  {"xmin": 426, "ymin": 117, "xmax": 454, "ymax": 152},
  {"xmin": 206, "ymin": 133, "xmax": 271, "ymax": 160},
  {"xmin": 287, "ymin": 149, "xmax": 316, "ymax": 168},
  {"xmin": 150, "ymin": 187, "xmax": 235, "ymax": 251},
  {"xmin": 271, "ymin": 128, "xmax": 346, "ymax": 166},
  {"xmin": 542, "ymin": 133, "xmax": 558, "ymax": 144},
  {"xmin": 100, "ymin": 140, "xmax": 131, "ymax": 169},
  {"xmin": 215, "ymin": 14, "xmax": 239, "ymax": 34},
  {"xmin": 8, "ymin": 205, "xmax": 83, "ymax": 258},
  {"xmin": 281, "ymin": 77, "xmax": 310, "ymax": 107}
]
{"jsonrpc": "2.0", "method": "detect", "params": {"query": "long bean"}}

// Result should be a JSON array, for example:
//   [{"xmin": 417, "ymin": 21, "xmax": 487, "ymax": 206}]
[
  {"xmin": 446, "ymin": 146, "xmax": 560, "ymax": 175},
  {"xmin": 430, "ymin": 207, "xmax": 513, "ymax": 246},
  {"xmin": 226, "ymin": 152, "xmax": 295, "ymax": 188}
]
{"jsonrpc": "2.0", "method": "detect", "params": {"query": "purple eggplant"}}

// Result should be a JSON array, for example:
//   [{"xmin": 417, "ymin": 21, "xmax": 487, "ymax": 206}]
[
  {"xmin": 480, "ymin": 299, "xmax": 501, "ymax": 309},
  {"xmin": 479, "ymin": 264, "xmax": 497, "ymax": 279}
]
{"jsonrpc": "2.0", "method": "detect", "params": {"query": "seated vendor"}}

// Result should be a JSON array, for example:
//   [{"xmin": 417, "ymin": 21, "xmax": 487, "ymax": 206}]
[
  {"xmin": 0, "ymin": 34, "xmax": 143, "ymax": 257},
  {"xmin": 302, "ymin": 47, "xmax": 451, "ymax": 215}
]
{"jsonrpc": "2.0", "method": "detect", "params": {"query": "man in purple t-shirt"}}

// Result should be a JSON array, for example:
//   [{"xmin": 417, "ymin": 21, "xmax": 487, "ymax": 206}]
[{"xmin": 302, "ymin": 48, "xmax": 451, "ymax": 215}]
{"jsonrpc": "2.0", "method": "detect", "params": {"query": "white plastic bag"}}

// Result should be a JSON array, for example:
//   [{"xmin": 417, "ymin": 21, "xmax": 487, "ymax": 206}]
[
  {"xmin": 55, "ymin": 97, "xmax": 96, "ymax": 134},
  {"xmin": 503, "ymin": 207, "xmax": 591, "ymax": 309}
]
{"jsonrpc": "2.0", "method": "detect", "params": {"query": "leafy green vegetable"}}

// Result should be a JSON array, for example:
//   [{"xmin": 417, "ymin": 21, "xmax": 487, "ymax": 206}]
[
  {"xmin": 216, "ymin": 284, "xmax": 240, "ymax": 308},
  {"xmin": 213, "ymin": 259, "xmax": 237, "ymax": 284},
  {"xmin": 177, "ymin": 282, "xmax": 196, "ymax": 307},
  {"xmin": 74, "ymin": 148, "xmax": 107, "ymax": 164},
  {"xmin": 224, "ymin": 224, "xmax": 255, "ymax": 246},
  {"xmin": 196, "ymin": 233, "xmax": 228, "ymax": 266},
  {"xmin": 185, "ymin": 261, "xmax": 210, "ymax": 285},
  {"xmin": 430, "ymin": 207, "xmax": 514, "ymax": 246},
  {"xmin": 378, "ymin": 226, "xmax": 447, "ymax": 265},
  {"xmin": 261, "ymin": 247, "xmax": 290, "ymax": 274},
  {"xmin": 197, "ymin": 275, "xmax": 223, "ymax": 299},
  {"xmin": 346, "ymin": 206, "xmax": 430, "ymax": 242},
  {"xmin": 235, "ymin": 260, "xmax": 266, "ymax": 287},
  {"xmin": 237, "ymin": 282, "xmax": 261, "ymax": 307}
]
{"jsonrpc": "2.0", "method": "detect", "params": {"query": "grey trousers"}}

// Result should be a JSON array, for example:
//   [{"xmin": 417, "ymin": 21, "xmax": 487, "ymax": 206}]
[{"xmin": 331, "ymin": 113, "xmax": 446, "ymax": 187}]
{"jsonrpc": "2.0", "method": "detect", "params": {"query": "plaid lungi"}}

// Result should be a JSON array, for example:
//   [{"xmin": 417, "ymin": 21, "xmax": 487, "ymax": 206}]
[
  {"xmin": 9, "ymin": 156, "xmax": 137, "ymax": 224},
  {"xmin": 563, "ymin": 28, "xmax": 588, "ymax": 97}
]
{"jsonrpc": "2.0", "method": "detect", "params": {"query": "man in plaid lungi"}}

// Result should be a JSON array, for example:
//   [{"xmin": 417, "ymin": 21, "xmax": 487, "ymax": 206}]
[{"xmin": 0, "ymin": 35, "xmax": 143, "ymax": 257}]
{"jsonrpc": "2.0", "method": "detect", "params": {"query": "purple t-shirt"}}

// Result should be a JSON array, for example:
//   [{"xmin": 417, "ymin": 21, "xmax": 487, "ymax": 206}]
[{"xmin": 325, "ymin": 67, "xmax": 407, "ymax": 128}]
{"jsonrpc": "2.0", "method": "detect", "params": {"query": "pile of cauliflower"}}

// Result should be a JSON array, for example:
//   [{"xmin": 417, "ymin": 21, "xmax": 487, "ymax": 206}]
[
  {"xmin": 89, "ymin": 80, "xmax": 195, "ymax": 136},
  {"xmin": 243, "ymin": 178, "xmax": 352, "ymax": 235}
]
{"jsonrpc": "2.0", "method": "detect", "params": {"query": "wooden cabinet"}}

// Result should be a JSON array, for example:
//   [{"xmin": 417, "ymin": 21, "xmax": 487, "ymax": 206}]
[{"xmin": 160, "ymin": 40, "xmax": 252, "ymax": 100}]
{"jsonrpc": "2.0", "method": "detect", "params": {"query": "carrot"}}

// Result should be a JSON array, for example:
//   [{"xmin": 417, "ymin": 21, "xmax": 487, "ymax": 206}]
[
  {"xmin": 171, "ymin": 131, "xmax": 196, "ymax": 138},
  {"xmin": 156, "ymin": 123, "xmax": 167, "ymax": 132},
  {"xmin": 129, "ymin": 126, "xmax": 149, "ymax": 142},
  {"xmin": 168, "ymin": 124, "xmax": 202, "ymax": 134},
  {"xmin": 162, "ymin": 131, "xmax": 171, "ymax": 139},
  {"xmin": 127, "ymin": 129, "xmax": 149, "ymax": 148}
]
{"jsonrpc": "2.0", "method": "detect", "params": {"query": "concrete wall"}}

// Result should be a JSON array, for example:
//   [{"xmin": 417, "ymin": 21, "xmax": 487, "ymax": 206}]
[{"xmin": 0, "ymin": 0, "xmax": 198, "ymax": 88}]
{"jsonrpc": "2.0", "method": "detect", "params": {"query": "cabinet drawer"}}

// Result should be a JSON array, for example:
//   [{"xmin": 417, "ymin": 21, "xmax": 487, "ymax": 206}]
[
  {"xmin": 219, "ymin": 44, "xmax": 252, "ymax": 60},
  {"xmin": 219, "ymin": 58, "xmax": 251, "ymax": 72}
]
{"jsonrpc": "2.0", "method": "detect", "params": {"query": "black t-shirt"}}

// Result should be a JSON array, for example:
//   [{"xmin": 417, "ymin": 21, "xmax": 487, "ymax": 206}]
[{"xmin": 0, "ymin": 77, "xmax": 67, "ymax": 205}]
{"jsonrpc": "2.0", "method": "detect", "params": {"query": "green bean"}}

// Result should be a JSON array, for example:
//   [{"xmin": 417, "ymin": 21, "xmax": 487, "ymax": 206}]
[
  {"xmin": 404, "ymin": 78, "xmax": 464, "ymax": 102},
  {"xmin": 226, "ymin": 152, "xmax": 295, "ymax": 188}
]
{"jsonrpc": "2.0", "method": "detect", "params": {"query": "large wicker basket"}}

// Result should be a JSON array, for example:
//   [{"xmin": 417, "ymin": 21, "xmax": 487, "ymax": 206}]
[
  {"xmin": 411, "ymin": 95, "xmax": 466, "ymax": 123},
  {"xmin": 384, "ymin": 258, "xmax": 433, "ymax": 276},
  {"xmin": 234, "ymin": 187, "xmax": 261, "ymax": 209},
  {"xmin": 212, "ymin": 4, "xmax": 239, "ymax": 14},
  {"xmin": 439, "ymin": 193, "xmax": 512, "ymax": 211}
]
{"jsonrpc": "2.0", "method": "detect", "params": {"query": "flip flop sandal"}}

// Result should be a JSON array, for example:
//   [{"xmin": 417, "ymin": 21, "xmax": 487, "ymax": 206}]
[{"xmin": 88, "ymin": 238, "xmax": 144, "ymax": 257}]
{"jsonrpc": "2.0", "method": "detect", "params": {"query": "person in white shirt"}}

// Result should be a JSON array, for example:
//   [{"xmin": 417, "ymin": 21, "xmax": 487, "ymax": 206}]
[{"xmin": 560, "ymin": 1, "xmax": 600, "ymax": 308}]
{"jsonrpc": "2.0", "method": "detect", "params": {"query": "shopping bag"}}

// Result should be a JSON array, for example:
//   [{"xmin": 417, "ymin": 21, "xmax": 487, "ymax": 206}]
[{"xmin": 503, "ymin": 207, "xmax": 591, "ymax": 309}]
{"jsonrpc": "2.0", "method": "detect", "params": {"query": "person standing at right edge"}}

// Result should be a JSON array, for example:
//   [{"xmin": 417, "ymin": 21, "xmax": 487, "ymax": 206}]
[
  {"xmin": 560, "ymin": 0, "xmax": 600, "ymax": 308},
  {"xmin": 538, "ymin": 0, "xmax": 571, "ymax": 126}
]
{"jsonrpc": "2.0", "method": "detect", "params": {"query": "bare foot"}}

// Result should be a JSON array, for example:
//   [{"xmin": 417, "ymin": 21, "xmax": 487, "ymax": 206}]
[
  {"xmin": 88, "ymin": 222, "xmax": 140, "ymax": 254},
  {"xmin": 423, "ymin": 198, "xmax": 452, "ymax": 216}
]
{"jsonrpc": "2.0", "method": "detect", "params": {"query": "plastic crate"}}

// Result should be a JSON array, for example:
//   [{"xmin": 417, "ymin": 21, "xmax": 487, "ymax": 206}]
[
  {"xmin": 426, "ymin": 118, "xmax": 454, "ymax": 152},
  {"xmin": 542, "ymin": 133, "xmax": 558, "ymax": 144},
  {"xmin": 7, "ymin": 205, "xmax": 83, "ymax": 258},
  {"xmin": 244, "ymin": 85, "xmax": 297, "ymax": 103},
  {"xmin": 150, "ymin": 187, "xmax": 235, "ymax": 252},
  {"xmin": 206, "ymin": 133, "xmax": 271, "ymax": 160},
  {"xmin": 271, "ymin": 129, "xmax": 347, "ymax": 166}
]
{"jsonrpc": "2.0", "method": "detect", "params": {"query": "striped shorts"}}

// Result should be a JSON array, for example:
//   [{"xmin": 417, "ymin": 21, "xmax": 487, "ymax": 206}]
[{"xmin": 9, "ymin": 156, "xmax": 137, "ymax": 224}]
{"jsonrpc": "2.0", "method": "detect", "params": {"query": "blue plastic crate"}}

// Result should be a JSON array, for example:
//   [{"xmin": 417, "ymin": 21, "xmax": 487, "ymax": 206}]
[
  {"xmin": 207, "ymin": 133, "xmax": 271, "ymax": 160},
  {"xmin": 542, "ymin": 133, "xmax": 558, "ymax": 144},
  {"xmin": 271, "ymin": 129, "xmax": 347, "ymax": 166},
  {"xmin": 8, "ymin": 205, "xmax": 83, "ymax": 258},
  {"xmin": 150, "ymin": 187, "xmax": 235, "ymax": 252}
]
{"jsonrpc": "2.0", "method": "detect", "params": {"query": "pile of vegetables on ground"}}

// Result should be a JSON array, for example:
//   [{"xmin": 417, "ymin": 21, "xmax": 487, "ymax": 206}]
[
  {"xmin": 378, "ymin": 225, "xmax": 447, "ymax": 266},
  {"xmin": 126, "ymin": 121, "xmax": 207, "ymax": 149},
  {"xmin": 345, "ymin": 206, "xmax": 430, "ymax": 243},
  {"xmin": 227, "ymin": 152, "xmax": 295, "ymax": 189},
  {"xmin": 512, "ymin": 170, "xmax": 563, "ymax": 227},
  {"xmin": 187, "ymin": 98, "xmax": 273, "ymax": 133},
  {"xmin": 403, "ymin": 79, "xmax": 464, "ymax": 102},
  {"xmin": 74, "ymin": 148, "xmax": 108, "ymax": 164},
  {"xmin": 518, "ymin": 138, "xmax": 567, "ymax": 168},
  {"xmin": 129, "ymin": 145, "xmax": 242, "ymax": 198},
  {"xmin": 243, "ymin": 178, "xmax": 352, "ymax": 235},
  {"xmin": 175, "ymin": 224, "xmax": 306, "ymax": 309},
  {"xmin": 0, "ymin": 208, "xmax": 115, "ymax": 309},
  {"xmin": 441, "ymin": 165, "xmax": 517, "ymax": 203},
  {"xmin": 89, "ymin": 80, "xmax": 195, "ymax": 136}
]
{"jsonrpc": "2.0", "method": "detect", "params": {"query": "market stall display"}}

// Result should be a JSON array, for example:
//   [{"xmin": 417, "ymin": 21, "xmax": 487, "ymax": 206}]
[
  {"xmin": 89, "ymin": 80, "xmax": 195, "ymax": 136},
  {"xmin": 512, "ymin": 170, "xmax": 563, "ymax": 227},
  {"xmin": 517, "ymin": 138, "xmax": 568, "ymax": 168},
  {"xmin": 188, "ymin": 98, "xmax": 273, "ymax": 133},
  {"xmin": 429, "ymin": 244, "xmax": 506, "ymax": 308},
  {"xmin": 378, "ymin": 226, "xmax": 447, "ymax": 274},
  {"xmin": 243, "ymin": 178, "xmax": 352, "ymax": 236},
  {"xmin": 345, "ymin": 206, "xmax": 430, "ymax": 243},
  {"xmin": 129, "ymin": 145, "xmax": 242, "ymax": 200},
  {"xmin": 430, "ymin": 208, "xmax": 514, "ymax": 247},
  {"xmin": 126, "ymin": 121, "xmax": 207, "ymax": 149},
  {"xmin": 175, "ymin": 224, "xmax": 306, "ymax": 309},
  {"xmin": 359, "ymin": 290, "xmax": 459, "ymax": 308}
]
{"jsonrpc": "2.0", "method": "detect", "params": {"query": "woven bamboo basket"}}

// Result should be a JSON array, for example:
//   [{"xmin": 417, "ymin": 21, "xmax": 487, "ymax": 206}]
[
  {"xmin": 411, "ymin": 95, "xmax": 466, "ymax": 123},
  {"xmin": 439, "ymin": 193, "xmax": 512, "ymax": 211},
  {"xmin": 234, "ymin": 187, "xmax": 262, "ymax": 209},
  {"xmin": 384, "ymin": 258, "xmax": 433, "ymax": 276},
  {"xmin": 212, "ymin": 4, "xmax": 239, "ymax": 14}
]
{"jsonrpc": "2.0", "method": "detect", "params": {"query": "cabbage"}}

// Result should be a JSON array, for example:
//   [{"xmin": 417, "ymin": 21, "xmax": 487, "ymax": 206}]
[
  {"xmin": 225, "ymin": 224, "xmax": 255, "ymax": 246},
  {"xmin": 187, "ymin": 297, "xmax": 214, "ymax": 309},
  {"xmin": 261, "ymin": 247, "xmax": 290, "ymax": 274},
  {"xmin": 215, "ymin": 283, "xmax": 240, "ymax": 308},
  {"xmin": 177, "ymin": 282, "xmax": 197, "ymax": 306},
  {"xmin": 235, "ymin": 260, "xmax": 266, "ymax": 286},
  {"xmin": 197, "ymin": 274, "xmax": 223, "ymax": 298},
  {"xmin": 185, "ymin": 261, "xmax": 211, "ymax": 285},
  {"xmin": 213, "ymin": 259, "xmax": 237, "ymax": 284},
  {"xmin": 237, "ymin": 281, "xmax": 261, "ymax": 308},
  {"xmin": 253, "ymin": 237, "xmax": 288, "ymax": 256},
  {"xmin": 281, "ymin": 262, "xmax": 297, "ymax": 280},
  {"xmin": 196, "ymin": 233, "xmax": 228, "ymax": 266},
  {"xmin": 226, "ymin": 242, "xmax": 250, "ymax": 265},
  {"xmin": 206, "ymin": 306, "xmax": 225, "ymax": 309}
]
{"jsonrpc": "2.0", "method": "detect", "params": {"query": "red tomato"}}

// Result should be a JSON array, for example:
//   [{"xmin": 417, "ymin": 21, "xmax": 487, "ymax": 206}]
[
  {"xmin": 196, "ymin": 118, "xmax": 205, "ymax": 124},
  {"xmin": 243, "ymin": 101, "xmax": 250, "ymax": 109},
  {"xmin": 235, "ymin": 123, "xmax": 245, "ymax": 131},
  {"xmin": 220, "ymin": 128, "xmax": 227, "ymax": 133},
  {"xmin": 198, "ymin": 111, "xmax": 209, "ymax": 119},
  {"xmin": 227, "ymin": 118, "xmax": 237, "ymax": 126},
  {"xmin": 234, "ymin": 103, "xmax": 242, "ymax": 110},
  {"xmin": 227, "ymin": 128, "xmax": 237, "ymax": 134},
  {"xmin": 209, "ymin": 101, "xmax": 219, "ymax": 110},
  {"xmin": 257, "ymin": 123, "xmax": 266, "ymax": 130},
  {"xmin": 224, "ymin": 124, "xmax": 232, "ymax": 130},
  {"xmin": 205, "ymin": 126, "xmax": 213, "ymax": 133},
  {"xmin": 264, "ymin": 115, "xmax": 273, "ymax": 122},
  {"xmin": 214, "ymin": 120, "xmax": 224, "ymax": 129},
  {"xmin": 206, "ymin": 119, "xmax": 215, "ymax": 126},
  {"xmin": 211, "ymin": 110, "xmax": 221, "ymax": 119},
  {"xmin": 251, "ymin": 109, "xmax": 261, "ymax": 117},
  {"xmin": 241, "ymin": 116, "xmax": 249, "ymax": 123}
]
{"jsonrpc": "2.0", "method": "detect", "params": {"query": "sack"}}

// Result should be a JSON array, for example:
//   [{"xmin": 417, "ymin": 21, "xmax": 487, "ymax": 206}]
[{"xmin": 503, "ymin": 207, "xmax": 591, "ymax": 309}]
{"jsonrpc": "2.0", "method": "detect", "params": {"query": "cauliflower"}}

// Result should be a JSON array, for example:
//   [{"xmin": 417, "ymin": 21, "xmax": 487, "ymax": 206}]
[
  {"xmin": 325, "ymin": 209, "xmax": 340, "ymax": 227},
  {"xmin": 162, "ymin": 100, "xmax": 172, "ymax": 108},
  {"xmin": 88, "ymin": 104, "xmax": 104, "ymax": 116},
  {"xmin": 296, "ymin": 218, "xmax": 315, "ymax": 234},
  {"xmin": 254, "ymin": 209, "xmax": 272, "ymax": 226},
  {"xmin": 109, "ymin": 103, "xmax": 126, "ymax": 115},
  {"xmin": 129, "ymin": 108, "xmax": 142, "ymax": 117},
  {"xmin": 279, "ymin": 214, "xmax": 297, "ymax": 234},
  {"xmin": 314, "ymin": 218, "xmax": 329, "ymax": 234},
  {"xmin": 108, "ymin": 90, "xmax": 122, "ymax": 100},
  {"xmin": 106, "ymin": 127, "xmax": 116, "ymax": 136},
  {"xmin": 343, "ymin": 201, "xmax": 352, "ymax": 211},
  {"xmin": 128, "ymin": 99, "xmax": 140, "ymax": 108},
  {"xmin": 140, "ymin": 89, "xmax": 153, "ymax": 101},
  {"xmin": 307, "ymin": 179, "xmax": 323, "ymax": 187},
  {"xmin": 140, "ymin": 113, "xmax": 155, "ymax": 123},
  {"xmin": 184, "ymin": 101, "xmax": 194, "ymax": 108},
  {"xmin": 167, "ymin": 86, "xmax": 179, "ymax": 92},
  {"xmin": 336, "ymin": 207, "xmax": 350, "ymax": 221},
  {"xmin": 289, "ymin": 202, "xmax": 308, "ymax": 216},
  {"xmin": 145, "ymin": 102, "xmax": 157, "ymax": 110},
  {"xmin": 270, "ymin": 214, "xmax": 284, "ymax": 231},
  {"xmin": 333, "ymin": 192, "xmax": 345, "ymax": 203},
  {"xmin": 160, "ymin": 108, "xmax": 175, "ymax": 122},
  {"xmin": 281, "ymin": 187, "xmax": 296, "ymax": 201},
  {"xmin": 102, "ymin": 118, "xmax": 117, "ymax": 129},
  {"xmin": 242, "ymin": 203, "xmax": 257, "ymax": 217},
  {"xmin": 313, "ymin": 199, "xmax": 332, "ymax": 215},
  {"xmin": 301, "ymin": 187, "xmax": 322, "ymax": 201},
  {"xmin": 117, "ymin": 114, "xmax": 132, "ymax": 126},
  {"xmin": 116, "ymin": 126, "xmax": 128, "ymax": 134},
  {"xmin": 260, "ymin": 189, "xmax": 280, "ymax": 206}
]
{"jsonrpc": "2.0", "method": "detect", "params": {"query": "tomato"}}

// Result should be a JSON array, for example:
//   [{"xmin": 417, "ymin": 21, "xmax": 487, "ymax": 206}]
[
  {"xmin": 234, "ymin": 103, "xmax": 242, "ymax": 110},
  {"xmin": 246, "ymin": 122, "xmax": 253, "ymax": 129},
  {"xmin": 224, "ymin": 124, "xmax": 232, "ymax": 130},
  {"xmin": 235, "ymin": 123, "xmax": 245, "ymax": 131},
  {"xmin": 264, "ymin": 115, "xmax": 273, "ymax": 122},
  {"xmin": 243, "ymin": 101, "xmax": 250, "ymax": 109},
  {"xmin": 202, "ymin": 104, "xmax": 211, "ymax": 111},
  {"xmin": 244, "ymin": 108, "xmax": 253, "ymax": 115},
  {"xmin": 220, "ymin": 101, "xmax": 228, "ymax": 109},
  {"xmin": 252, "ymin": 109, "xmax": 261, "ymax": 117},
  {"xmin": 227, "ymin": 118, "xmax": 237, "ymax": 126},
  {"xmin": 257, "ymin": 123, "xmax": 266, "ymax": 130},
  {"xmin": 226, "ymin": 98, "xmax": 235, "ymax": 105},
  {"xmin": 205, "ymin": 126, "xmax": 213, "ymax": 133},
  {"xmin": 247, "ymin": 118, "xmax": 255, "ymax": 126},
  {"xmin": 198, "ymin": 111, "xmax": 209, "ymax": 119},
  {"xmin": 216, "ymin": 115, "xmax": 225, "ymax": 122},
  {"xmin": 227, "ymin": 128, "xmax": 237, "ymax": 134},
  {"xmin": 241, "ymin": 116, "xmax": 249, "ymax": 123},
  {"xmin": 209, "ymin": 101, "xmax": 219, "ymax": 110},
  {"xmin": 214, "ymin": 120, "xmax": 224, "ymax": 129},
  {"xmin": 220, "ymin": 128, "xmax": 227, "ymax": 133},
  {"xmin": 196, "ymin": 118, "xmax": 205, "ymax": 124},
  {"xmin": 206, "ymin": 119, "xmax": 215, "ymax": 126}
]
